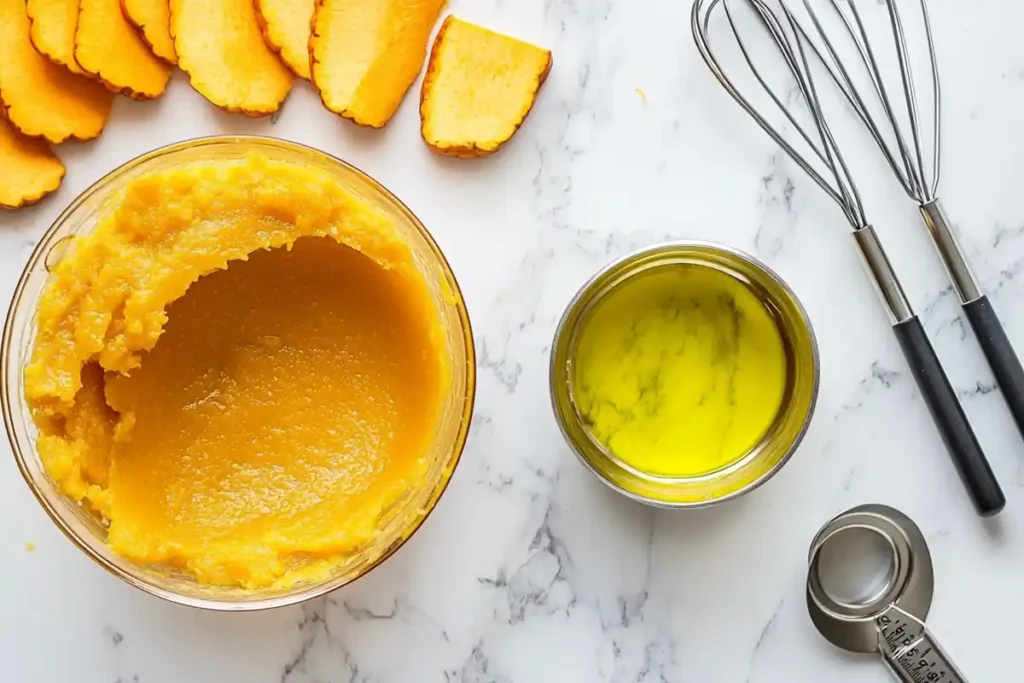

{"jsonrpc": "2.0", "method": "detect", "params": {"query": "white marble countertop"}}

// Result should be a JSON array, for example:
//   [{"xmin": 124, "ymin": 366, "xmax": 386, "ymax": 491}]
[{"xmin": 3, "ymin": 0, "xmax": 1024, "ymax": 680}]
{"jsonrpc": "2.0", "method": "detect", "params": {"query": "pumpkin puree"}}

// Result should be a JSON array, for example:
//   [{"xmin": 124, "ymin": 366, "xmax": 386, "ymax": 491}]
[{"xmin": 25, "ymin": 156, "xmax": 448, "ymax": 588}]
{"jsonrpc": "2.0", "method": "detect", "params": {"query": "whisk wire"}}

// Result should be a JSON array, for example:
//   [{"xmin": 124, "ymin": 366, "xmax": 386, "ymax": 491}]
[
  {"xmin": 791, "ymin": 0, "xmax": 942, "ymax": 203},
  {"xmin": 887, "ymin": 0, "xmax": 930, "ymax": 201},
  {"xmin": 743, "ymin": 1, "xmax": 858, "ymax": 215},
  {"xmin": 919, "ymin": 0, "xmax": 941, "ymax": 198},
  {"xmin": 695, "ymin": 0, "xmax": 866, "ymax": 227},
  {"xmin": 695, "ymin": 0, "xmax": 944, "ymax": 215},
  {"xmin": 847, "ymin": 0, "xmax": 926, "ymax": 197},
  {"xmin": 725, "ymin": 2, "xmax": 821, "ymax": 160},
  {"xmin": 795, "ymin": 4, "xmax": 892, "ymax": 177},
  {"xmin": 694, "ymin": 2, "xmax": 843, "ymax": 214},
  {"xmin": 778, "ymin": 2, "xmax": 867, "ymax": 227},
  {"xmin": 796, "ymin": 0, "xmax": 921, "ymax": 198}
]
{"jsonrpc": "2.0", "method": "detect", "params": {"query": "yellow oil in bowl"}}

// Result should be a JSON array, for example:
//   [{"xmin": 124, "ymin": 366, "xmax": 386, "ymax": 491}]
[
  {"xmin": 571, "ymin": 264, "xmax": 788, "ymax": 478},
  {"xmin": 550, "ymin": 242, "xmax": 818, "ymax": 507}
]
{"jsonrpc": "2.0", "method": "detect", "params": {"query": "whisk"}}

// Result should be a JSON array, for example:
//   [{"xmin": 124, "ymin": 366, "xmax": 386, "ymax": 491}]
[
  {"xmin": 794, "ymin": 0, "xmax": 1024, "ymax": 456},
  {"xmin": 691, "ymin": 0, "xmax": 1005, "ymax": 516}
]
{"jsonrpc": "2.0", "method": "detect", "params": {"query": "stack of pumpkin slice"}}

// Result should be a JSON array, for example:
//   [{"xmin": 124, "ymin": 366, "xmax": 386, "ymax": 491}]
[{"xmin": 1, "ymin": 0, "xmax": 552, "ymax": 211}]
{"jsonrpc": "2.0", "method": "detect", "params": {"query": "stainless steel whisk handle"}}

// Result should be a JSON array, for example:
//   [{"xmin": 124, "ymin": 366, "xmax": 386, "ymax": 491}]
[
  {"xmin": 920, "ymin": 200, "xmax": 1024, "ymax": 443},
  {"xmin": 918, "ymin": 201, "xmax": 981, "ymax": 303},
  {"xmin": 854, "ymin": 226, "xmax": 1005, "ymax": 517},
  {"xmin": 875, "ymin": 606, "xmax": 968, "ymax": 683},
  {"xmin": 854, "ymin": 226, "xmax": 913, "ymax": 324}
]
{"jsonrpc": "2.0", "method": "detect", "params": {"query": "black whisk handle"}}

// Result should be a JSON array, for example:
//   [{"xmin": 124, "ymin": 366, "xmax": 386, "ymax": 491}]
[
  {"xmin": 963, "ymin": 295, "xmax": 1024, "ymax": 439},
  {"xmin": 893, "ymin": 316, "xmax": 1005, "ymax": 517}
]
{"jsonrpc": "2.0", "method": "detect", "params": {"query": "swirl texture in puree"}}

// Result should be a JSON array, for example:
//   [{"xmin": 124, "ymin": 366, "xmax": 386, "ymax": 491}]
[{"xmin": 25, "ymin": 157, "xmax": 448, "ymax": 588}]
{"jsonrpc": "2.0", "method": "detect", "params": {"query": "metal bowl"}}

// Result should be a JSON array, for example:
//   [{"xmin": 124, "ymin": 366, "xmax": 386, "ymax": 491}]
[{"xmin": 550, "ymin": 241, "xmax": 818, "ymax": 508}]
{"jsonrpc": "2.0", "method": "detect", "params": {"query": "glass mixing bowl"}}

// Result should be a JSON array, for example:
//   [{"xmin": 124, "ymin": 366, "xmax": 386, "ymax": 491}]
[{"xmin": 2, "ymin": 136, "xmax": 476, "ymax": 610}]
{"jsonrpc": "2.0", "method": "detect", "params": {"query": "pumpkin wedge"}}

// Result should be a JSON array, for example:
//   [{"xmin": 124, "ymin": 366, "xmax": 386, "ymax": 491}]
[
  {"xmin": 0, "ymin": 114, "xmax": 65, "ymax": 210},
  {"xmin": 310, "ymin": 0, "xmax": 445, "ymax": 128},
  {"xmin": 254, "ymin": 0, "xmax": 314, "ymax": 80},
  {"xmin": 26, "ymin": 0, "xmax": 83, "ymax": 74},
  {"xmin": 121, "ymin": 0, "xmax": 177, "ymax": 65},
  {"xmin": 76, "ymin": 0, "xmax": 172, "ymax": 99},
  {"xmin": 170, "ymin": 0, "xmax": 293, "ymax": 115},
  {"xmin": 420, "ymin": 17, "xmax": 551, "ymax": 158},
  {"xmin": 0, "ymin": 0, "xmax": 113, "ymax": 143}
]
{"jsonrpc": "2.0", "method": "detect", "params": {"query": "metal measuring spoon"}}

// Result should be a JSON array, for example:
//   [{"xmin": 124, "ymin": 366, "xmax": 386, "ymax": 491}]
[{"xmin": 806, "ymin": 504, "xmax": 968, "ymax": 682}]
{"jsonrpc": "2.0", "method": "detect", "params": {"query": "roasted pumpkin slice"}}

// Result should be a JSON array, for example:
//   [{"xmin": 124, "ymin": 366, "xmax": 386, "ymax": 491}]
[
  {"xmin": 254, "ymin": 0, "xmax": 314, "ymax": 80},
  {"xmin": 26, "ymin": 0, "xmax": 83, "ymax": 74},
  {"xmin": 170, "ymin": 0, "xmax": 293, "ymax": 115},
  {"xmin": 0, "ymin": 0, "xmax": 113, "ymax": 143},
  {"xmin": 0, "ymin": 114, "xmax": 65, "ymax": 210},
  {"xmin": 76, "ymin": 0, "xmax": 172, "ymax": 99},
  {"xmin": 121, "ymin": 0, "xmax": 177, "ymax": 65},
  {"xmin": 310, "ymin": 0, "xmax": 445, "ymax": 128},
  {"xmin": 421, "ymin": 17, "xmax": 551, "ymax": 158}
]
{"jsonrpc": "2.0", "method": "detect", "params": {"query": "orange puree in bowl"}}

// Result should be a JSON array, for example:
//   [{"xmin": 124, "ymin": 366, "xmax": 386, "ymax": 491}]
[{"xmin": 24, "ymin": 157, "xmax": 448, "ymax": 588}]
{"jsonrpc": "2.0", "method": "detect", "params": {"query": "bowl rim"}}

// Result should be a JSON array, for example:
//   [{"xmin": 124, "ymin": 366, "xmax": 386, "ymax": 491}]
[
  {"xmin": 1, "ymin": 135, "xmax": 477, "ymax": 611},
  {"xmin": 549, "ymin": 239, "xmax": 820, "ymax": 509}
]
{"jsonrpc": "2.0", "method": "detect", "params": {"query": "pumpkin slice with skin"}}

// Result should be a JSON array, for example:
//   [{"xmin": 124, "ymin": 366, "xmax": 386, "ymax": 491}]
[
  {"xmin": 0, "ymin": 114, "xmax": 65, "ymax": 210},
  {"xmin": 0, "ymin": 0, "xmax": 113, "ymax": 143},
  {"xmin": 310, "ymin": 0, "xmax": 445, "ymax": 128},
  {"xmin": 121, "ymin": 0, "xmax": 177, "ymax": 65},
  {"xmin": 170, "ymin": 0, "xmax": 293, "ymax": 115},
  {"xmin": 76, "ymin": 0, "xmax": 172, "ymax": 99},
  {"xmin": 421, "ymin": 17, "xmax": 551, "ymax": 158},
  {"xmin": 254, "ymin": 0, "xmax": 314, "ymax": 80},
  {"xmin": 26, "ymin": 0, "xmax": 83, "ymax": 74}
]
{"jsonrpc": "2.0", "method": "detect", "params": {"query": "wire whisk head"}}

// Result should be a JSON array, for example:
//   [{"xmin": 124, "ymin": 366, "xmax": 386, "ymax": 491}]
[
  {"xmin": 691, "ymin": 0, "xmax": 942, "ymax": 227},
  {"xmin": 793, "ymin": 0, "xmax": 941, "ymax": 204}
]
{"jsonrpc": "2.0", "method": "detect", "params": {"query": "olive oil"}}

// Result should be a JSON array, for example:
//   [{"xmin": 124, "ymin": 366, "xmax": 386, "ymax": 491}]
[{"xmin": 570, "ymin": 263, "xmax": 788, "ymax": 478}]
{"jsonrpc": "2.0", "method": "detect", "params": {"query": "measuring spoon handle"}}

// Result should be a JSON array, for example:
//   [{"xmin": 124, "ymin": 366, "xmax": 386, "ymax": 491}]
[
  {"xmin": 877, "ymin": 607, "xmax": 969, "ymax": 683},
  {"xmin": 893, "ymin": 316, "xmax": 1005, "ymax": 517},
  {"xmin": 883, "ymin": 629, "xmax": 968, "ymax": 683},
  {"xmin": 883, "ymin": 631, "xmax": 968, "ymax": 683}
]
